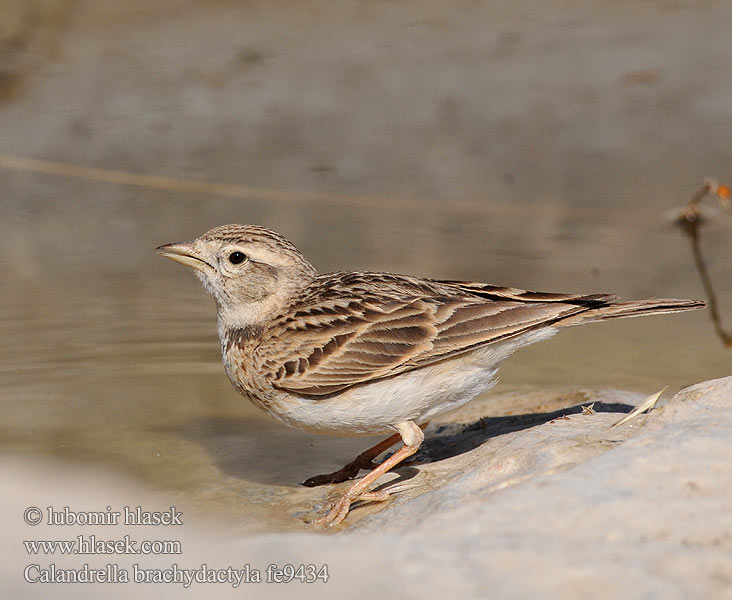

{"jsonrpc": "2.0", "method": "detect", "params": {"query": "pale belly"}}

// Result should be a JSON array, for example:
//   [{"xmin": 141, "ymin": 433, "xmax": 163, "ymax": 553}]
[{"xmin": 255, "ymin": 329, "xmax": 556, "ymax": 436}]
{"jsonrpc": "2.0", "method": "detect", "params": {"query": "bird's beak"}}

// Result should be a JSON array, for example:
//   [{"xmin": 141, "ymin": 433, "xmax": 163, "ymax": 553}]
[{"xmin": 156, "ymin": 241, "xmax": 208, "ymax": 271}]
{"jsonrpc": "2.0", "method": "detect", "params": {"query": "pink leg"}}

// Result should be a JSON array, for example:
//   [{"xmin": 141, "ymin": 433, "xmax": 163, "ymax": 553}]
[
  {"xmin": 302, "ymin": 432, "xmax": 402, "ymax": 487},
  {"xmin": 312, "ymin": 420, "xmax": 425, "ymax": 527}
]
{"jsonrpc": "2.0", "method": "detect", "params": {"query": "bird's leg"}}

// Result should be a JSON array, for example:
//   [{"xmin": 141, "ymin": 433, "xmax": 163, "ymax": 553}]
[
  {"xmin": 301, "ymin": 433, "xmax": 401, "ymax": 487},
  {"xmin": 301, "ymin": 422, "xmax": 429, "ymax": 487},
  {"xmin": 312, "ymin": 420, "xmax": 425, "ymax": 527}
]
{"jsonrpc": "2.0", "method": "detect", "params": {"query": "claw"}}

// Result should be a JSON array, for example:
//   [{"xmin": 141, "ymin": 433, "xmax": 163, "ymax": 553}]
[{"xmin": 312, "ymin": 489, "xmax": 393, "ymax": 527}]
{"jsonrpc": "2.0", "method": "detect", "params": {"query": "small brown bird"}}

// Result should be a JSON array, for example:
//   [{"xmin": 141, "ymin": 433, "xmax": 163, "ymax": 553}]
[{"xmin": 157, "ymin": 224, "xmax": 704, "ymax": 526}]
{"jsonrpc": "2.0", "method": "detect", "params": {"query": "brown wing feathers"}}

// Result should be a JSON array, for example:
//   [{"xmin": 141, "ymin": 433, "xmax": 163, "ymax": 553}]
[
  {"xmin": 256, "ymin": 290, "xmax": 590, "ymax": 396},
  {"xmin": 251, "ymin": 272, "xmax": 703, "ymax": 397},
  {"xmin": 435, "ymin": 280, "xmax": 616, "ymax": 305},
  {"xmin": 259, "ymin": 299, "xmax": 437, "ymax": 395}
]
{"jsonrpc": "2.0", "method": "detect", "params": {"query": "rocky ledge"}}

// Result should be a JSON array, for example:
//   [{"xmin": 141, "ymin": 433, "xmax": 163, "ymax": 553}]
[{"xmin": 240, "ymin": 376, "xmax": 732, "ymax": 599}]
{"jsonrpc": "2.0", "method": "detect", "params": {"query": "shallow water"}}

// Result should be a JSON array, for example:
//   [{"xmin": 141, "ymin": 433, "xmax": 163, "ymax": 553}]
[{"xmin": 1, "ymin": 1, "xmax": 731, "ymax": 534}]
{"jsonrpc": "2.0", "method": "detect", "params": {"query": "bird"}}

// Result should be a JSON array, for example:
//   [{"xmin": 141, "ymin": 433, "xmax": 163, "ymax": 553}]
[{"xmin": 156, "ymin": 224, "xmax": 705, "ymax": 526}]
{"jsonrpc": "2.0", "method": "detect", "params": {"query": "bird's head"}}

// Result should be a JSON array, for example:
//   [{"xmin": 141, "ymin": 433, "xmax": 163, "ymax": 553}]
[{"xmin": 156, "ymin": 224, "xmax": 317, "ymax": 327}]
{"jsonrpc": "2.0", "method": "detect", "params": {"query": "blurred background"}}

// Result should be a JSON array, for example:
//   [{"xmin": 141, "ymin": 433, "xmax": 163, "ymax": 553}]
[{"xmin": 1, "ymin": 0, "xmax": 731, "ymax": 540}]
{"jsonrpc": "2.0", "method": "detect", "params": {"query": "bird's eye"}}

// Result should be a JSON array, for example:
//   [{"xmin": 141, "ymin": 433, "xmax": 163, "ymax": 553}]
[{"xmin": 228, "ymin": 251, "xmax": 247, "ymax": 265}]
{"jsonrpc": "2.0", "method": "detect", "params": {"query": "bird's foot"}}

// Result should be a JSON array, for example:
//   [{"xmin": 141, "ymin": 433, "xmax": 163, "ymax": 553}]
[
  {"xmin": 310, "ymin": 489, "xmax": 392, "ymax": 527},
  {"xmin": 305, "ymin": 421, "xmax": 424, "ymax": 526}
]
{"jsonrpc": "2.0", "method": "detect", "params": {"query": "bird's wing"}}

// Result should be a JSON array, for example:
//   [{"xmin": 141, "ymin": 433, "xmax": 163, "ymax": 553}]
[
  {"xmin": 254, "ymin": 287, "xmax": 596, "ymax": 397},
  {"xmin": 433, "ymin": 279, "xmax": 617, "ymax": 304}
]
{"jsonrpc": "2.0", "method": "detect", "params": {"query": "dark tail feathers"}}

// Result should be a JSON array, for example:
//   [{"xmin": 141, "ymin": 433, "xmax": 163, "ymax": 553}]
[{"xmin": 556, "ymin": 298, "xmax": 706, "ymax": 327}]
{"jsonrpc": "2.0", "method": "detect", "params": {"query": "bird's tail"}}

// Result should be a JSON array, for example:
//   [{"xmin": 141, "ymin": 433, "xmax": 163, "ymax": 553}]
[{"xmin": 556, "ymin": 298, "xmax": 706, "ymax": 327}]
